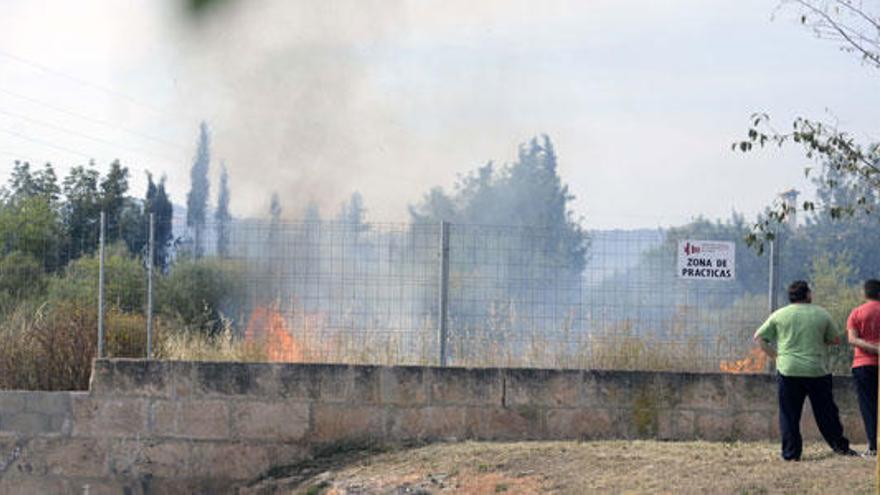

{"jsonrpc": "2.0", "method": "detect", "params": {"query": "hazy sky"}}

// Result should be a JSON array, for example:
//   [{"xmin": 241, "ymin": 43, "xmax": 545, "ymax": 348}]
[{"xmin": 0, "ymin": 0, "xmax": 877, "ymax": 229}]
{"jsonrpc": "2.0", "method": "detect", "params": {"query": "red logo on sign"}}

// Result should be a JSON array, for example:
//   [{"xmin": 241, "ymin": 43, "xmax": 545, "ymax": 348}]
[{"xmin": 684, "ymin": 242, "xmax": 701, "ymax": 255}]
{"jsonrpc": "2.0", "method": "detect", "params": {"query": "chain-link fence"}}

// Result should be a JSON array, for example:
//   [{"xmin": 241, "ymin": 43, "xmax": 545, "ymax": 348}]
[
  {"xmin": 93, "ymin": 218, "xmax": 785, "ymax": 373},
  {"xmin": 6, "ymin": 214, "xmax": 873, "ymax": 388}
]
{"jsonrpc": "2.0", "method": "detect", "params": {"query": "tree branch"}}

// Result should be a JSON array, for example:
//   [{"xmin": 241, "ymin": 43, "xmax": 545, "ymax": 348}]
[{"xmin": 794, "ymin": 0, "xmax": 880, "ymax": 66}]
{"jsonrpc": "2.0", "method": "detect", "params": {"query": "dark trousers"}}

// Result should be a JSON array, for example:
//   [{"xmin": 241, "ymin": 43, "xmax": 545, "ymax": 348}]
[
  {"xmin": 852, "ymin": 365, "xmax": 878, "ymax": 452},
  {"xmin": 777, "ymin": 373, "xmax": 850, "ymax": 460}
]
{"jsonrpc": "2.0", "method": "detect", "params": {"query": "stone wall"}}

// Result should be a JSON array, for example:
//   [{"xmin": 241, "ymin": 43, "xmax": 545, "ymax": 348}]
[{"xmin": 0, "ymin": 360, "xmax": 867, "ymax": 493}]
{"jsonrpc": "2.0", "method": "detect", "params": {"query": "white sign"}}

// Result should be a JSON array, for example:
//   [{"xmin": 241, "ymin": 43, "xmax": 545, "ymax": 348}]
[{"xmin": 677, "ymin": 240, "xmax": 735, "ymax": 280}]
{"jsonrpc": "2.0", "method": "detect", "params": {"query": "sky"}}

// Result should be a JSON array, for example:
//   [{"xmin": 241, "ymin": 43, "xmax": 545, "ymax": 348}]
[{"xmin": 0, "ymin": 0, "xmax": 877, "ymax": 229}]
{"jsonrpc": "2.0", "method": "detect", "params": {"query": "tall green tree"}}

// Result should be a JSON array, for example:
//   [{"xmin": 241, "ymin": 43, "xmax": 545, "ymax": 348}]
[
  {"xmin": 215, "ymin": 163, "xmax": 231, "ymax": 257},
  {"xmin": 2, "ymin": 161, "xmax": 60, "ymax": 206},
  {"xmin": 303, "ymin": 200, "xmax": 321, "ymax": 223},
  {"xmin": 187, "ymin": 122, "xmax": 211, "ymax": 257},
  {"xmin": 62, "ymin": 164, "xmax": 101, "ymax": 259},
  {"xmin": 33, "ymin": 163, "xmax": 61, "ymax": 205},
  {"xmin": 410, "ymin": 134, "xmax": 589, "ymax": 272},
  {"xmin": 153, "ymin": 177, "xmax": 174, "ymax": 270},
  {"xmin": 336, "ymin": 191, "xmax": 368, "ymax": 235},
  {"xmin": 0, "ymin": 196, "xmax": 64, "ymax": 271},
  {"xmin": 0, "ymin": 161, "xmax": 65, "ymax": 271},
  {"xmin": 269, "ymin": 192, "xmax": 282, "ymax": 223},
  {"xmin": 99, "ymin": 160, "xmax": 130, "ymax": 244},
  {"xmin": 142, "ymin": 173, "xmax": 174, "ymax": 270},
  {"xmin": 5, "ymin": 161, "xmax": 37, "ymax": 203}
]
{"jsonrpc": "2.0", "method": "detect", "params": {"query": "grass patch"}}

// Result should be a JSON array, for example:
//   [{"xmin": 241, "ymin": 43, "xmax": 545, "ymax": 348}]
[{"xmin": 243, "ymin": 440, "xmax": 876, "ymax": 494}]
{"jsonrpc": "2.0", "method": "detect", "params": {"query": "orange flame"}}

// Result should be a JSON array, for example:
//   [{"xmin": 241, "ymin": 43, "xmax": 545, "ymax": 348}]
[
  {"xmin": 245, "ymin": 305, "xmax": 304, "ymax": 362},
  {"xmin": 719, "ymin": 346, "xmax": 768, "ymax": 374}
]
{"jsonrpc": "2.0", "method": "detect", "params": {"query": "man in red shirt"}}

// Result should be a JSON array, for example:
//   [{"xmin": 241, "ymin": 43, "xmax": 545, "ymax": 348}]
[{"xmin": 847, "ymin": 279, "xmax": 880, "ymax": 456}]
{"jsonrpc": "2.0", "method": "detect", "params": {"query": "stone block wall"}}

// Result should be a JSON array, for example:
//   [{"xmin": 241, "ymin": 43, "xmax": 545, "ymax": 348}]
[{"xmin": 0, "ymin": 360, "xmax": 867, "ymax": 493}]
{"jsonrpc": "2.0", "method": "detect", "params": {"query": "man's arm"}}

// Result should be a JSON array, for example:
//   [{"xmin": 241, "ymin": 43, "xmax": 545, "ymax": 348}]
[
  {"xmin": 753, "ymin": 330, "xmax": 777, "ymax": 359},
  {"xmin": 823, "ymin": 312, "xmax": 842, "ymax": 345},
  {"xmin": 847, "ymin": 327, "xmax": 879, "ymax": 354}
]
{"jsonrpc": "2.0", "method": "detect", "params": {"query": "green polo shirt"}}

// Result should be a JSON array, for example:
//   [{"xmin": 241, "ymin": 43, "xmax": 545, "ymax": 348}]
[{"xmin": 755, "ymin": 303, "xmax": 842, "ymax": 377}]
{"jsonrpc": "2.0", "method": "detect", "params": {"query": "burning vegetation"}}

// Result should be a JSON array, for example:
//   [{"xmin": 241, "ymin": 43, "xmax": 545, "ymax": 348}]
[{"xmin": 719, "ymin": 346, "xmax": 768, "ymax": 374}]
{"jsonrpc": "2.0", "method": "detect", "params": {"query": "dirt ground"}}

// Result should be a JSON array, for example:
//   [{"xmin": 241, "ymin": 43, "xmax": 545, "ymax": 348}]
[{"xmin": 242, "ymin": 440, "xmax": 876, "ymax": 494}]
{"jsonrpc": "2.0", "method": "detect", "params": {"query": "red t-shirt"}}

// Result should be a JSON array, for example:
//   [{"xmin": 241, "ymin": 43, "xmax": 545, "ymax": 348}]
[{"xmin": 847, "ymin": 300, "xmax": 880, "ymax": 368}]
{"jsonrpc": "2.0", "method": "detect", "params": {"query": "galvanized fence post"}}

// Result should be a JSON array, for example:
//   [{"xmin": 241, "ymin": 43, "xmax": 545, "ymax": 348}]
[
  {"xmin": 768, "ymin": 228, "xmax": 780, "ymax": 313},
  {"xmin": 438, "ymin": 221, "xmax": 450, "ymax": 367},
  {"xmin": 147, "ymin": 213, "xmax": 155, "ymax": 359},
  {"xmin": 97, "ymin": 211, "xmax": 105, "ymax": 359}
]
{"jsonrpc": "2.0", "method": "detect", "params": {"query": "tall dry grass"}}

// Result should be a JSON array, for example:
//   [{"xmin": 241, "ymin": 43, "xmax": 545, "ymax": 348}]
[{"xmin": 156, "ymin": 317, "xmax": 267, "ymax": 362}]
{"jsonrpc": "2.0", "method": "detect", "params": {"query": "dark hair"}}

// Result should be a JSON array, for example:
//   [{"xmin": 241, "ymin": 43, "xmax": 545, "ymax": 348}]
[
  {"xmin": 865, "ymin": 279, "xmax": 880, "ymax": 301},
  {"xmin": 788, "ymin": 280, "xmax": 811, "ymax": 303}
]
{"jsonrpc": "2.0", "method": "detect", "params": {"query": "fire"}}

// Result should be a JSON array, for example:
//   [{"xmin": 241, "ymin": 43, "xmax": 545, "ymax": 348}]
[
  {"xmin": 244, "ymin": 305, "xmax": 304, "ymax": 362},
  {"xmin": 719, "ymin": 346, "xmax": 768, "ymax": 374}
]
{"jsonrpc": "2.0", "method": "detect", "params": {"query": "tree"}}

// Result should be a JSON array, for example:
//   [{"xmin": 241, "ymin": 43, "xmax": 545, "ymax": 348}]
[
  {"xmin": 785, "ymin": 0, "xmax": 879, "ymax": 68},
  {"xmin": 796, "ymin": 160, "xmax": 880, "ymax": 282},
  {"xmin": 336, "ymin": 191, "xmax": 368, "ymax": 235},
  {"xmin": 0, "ymin": 161, "xmax": 65, "ymax": 271},
  {"xmin": 215, "ymin": 163, "xmax": 231, "ymax": 258},
  {"xmin": 139, "ymin": 172, "xmax": 175, "ymax": 269},
  {"xmin": 736, "ymin": 1, "xmax": 879, "ymax": 248},
  {"xmin": 62, "ymin": 164, "xmax": 101, "ymax": 259},
  {"xmin": 119, "ymin": 198, "xmax": 146, "ymax": 256},
  {"xmin": 408, "ymin": 136, "xmax": 589, "ymax": 349},
  {"xmin": 409, "ymin": 134, "xmax": 589, "ymax": 272},
  {"xmin": 187, "ymin": 121, "xmax": 211, "ymax": 257},
  {"xmin": 269, "ymin": 192, "xmax": 282, "ymax": 223},
  {"xmin": 152, "ymin": 176, "xmax": 174, "ymax": 270},
  {"xmin": 99, "ymin": 160, "xmax": 130, "ymax": 244},
  {"xmin": 33, "ymin": 163, "xmax": 61, "ymax": 205},
  {"xmin": 0, "ymin": 196, "xmax": 65, "ymax": 271},
  {"xmin": 303, "ymin": 200, "xmax": 321, "ymax": 223},
  {"xmin": 4, "ymin": 161, "xmax": 37, "ymax": 203}
]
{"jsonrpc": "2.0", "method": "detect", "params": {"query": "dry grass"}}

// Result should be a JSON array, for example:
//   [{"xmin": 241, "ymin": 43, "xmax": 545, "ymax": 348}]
[
  {"xmin": 248, "ymin": 440, "xmax": 876, "ymax": 495},
  {"xmin": 0, "ymin": 301, "xmax": 97, "ymax": 390},
  {"xmin": 157, "ymin": 318, "xmax": 267, "ymax": 362}
]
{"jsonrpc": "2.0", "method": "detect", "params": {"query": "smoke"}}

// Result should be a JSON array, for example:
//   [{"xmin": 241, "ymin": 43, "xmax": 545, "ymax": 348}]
[
  {"xmin": 167, "ymin": 0, "xmax": 418, "ymax": 220},
  {"xmin": 165, "ymin": 0, "xmax": 603, "ymax": 222}
]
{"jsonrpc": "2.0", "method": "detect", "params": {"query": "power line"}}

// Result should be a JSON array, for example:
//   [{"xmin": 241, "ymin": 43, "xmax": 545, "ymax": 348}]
[
  {"xmin": 0, "ymin": 49, "xmax": 173, "ymax": 119},
  {"xmin": 0, "ymin": 128, "xmax": 93, "ymax": 159},
  {"xmin": 0, "ymin": 137, "xmax": 162, "ymax": 187},
  {"xmin": 0, "ymin": 87, "xmax": 187, "ymax": 151},
  {"xmin": 0, "ymin": 149, "xmax": 29, "ymax": 160},
  {"xmin": 0, "ymin": 107, "xmax": 178, "ymax": 163}
]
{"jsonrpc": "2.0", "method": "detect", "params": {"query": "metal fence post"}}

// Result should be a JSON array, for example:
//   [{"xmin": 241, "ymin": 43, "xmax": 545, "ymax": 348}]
[
  {"xmin": 147, "ymin": 213, "xmax": 155, "ymax": 359},
  {"xmin": 98, "ymin": 211, "xmax": 105, "ymax": 359},
  {"xmin": 768, "ymin": 228, "xmax": 781, "ymax": 313},
  {"xmin": 438, "ymin": 221, "xmax": 450, "ymax": 367}
]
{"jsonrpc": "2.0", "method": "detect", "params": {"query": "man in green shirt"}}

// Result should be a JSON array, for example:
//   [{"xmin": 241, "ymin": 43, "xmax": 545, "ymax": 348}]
[{"xmin": 754, "ymin": 280, "xmax": 857, "ymax": 461}]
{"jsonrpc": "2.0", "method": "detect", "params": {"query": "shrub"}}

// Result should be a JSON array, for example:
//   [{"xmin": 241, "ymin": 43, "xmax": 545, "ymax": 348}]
[
  {"xmin": 158, "ymin": 258, "xmax": 245, "ymax": 336},
  {"xmin": 47, "ymin": 242, "xmax": 146, "ymax": 312},
  {"xmin": 810, "ymin": 254, "xmax": 862, "ymax": 374},
  {"xmin": 0, "ymin": 251, "xmax": 46, "ymax": 315}
]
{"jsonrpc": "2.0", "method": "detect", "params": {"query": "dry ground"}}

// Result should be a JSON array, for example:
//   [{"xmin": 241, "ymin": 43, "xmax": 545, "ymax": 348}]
[{"xmin": 243, "ymin": 440, "xmax": 876, "ymax": 494}]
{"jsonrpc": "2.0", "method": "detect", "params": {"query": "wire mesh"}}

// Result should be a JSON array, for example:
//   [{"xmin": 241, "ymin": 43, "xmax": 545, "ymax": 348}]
[
  {"xmin": 1, "ymin": 205, "xmax": 869, "ymax": 391},
  {"xmin": 147, "ymin": 219, "xmax": 774, "ymax": 372},
  {"xmin": 157, "ymin": 220, "xmax": 441, "ymax": 365},
  {"xmin": 445, "ymin": 225, "xmax": 769, "ymax": 371}
]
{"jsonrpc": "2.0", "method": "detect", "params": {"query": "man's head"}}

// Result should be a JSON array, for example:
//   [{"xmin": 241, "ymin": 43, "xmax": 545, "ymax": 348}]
[
  {"xmin": 788, "ymin": 280, "xmax": 812, "ymax": 303},
  {"xmin": 865, "ymin": 279, "xmax": 880, "ymax": 301}
]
